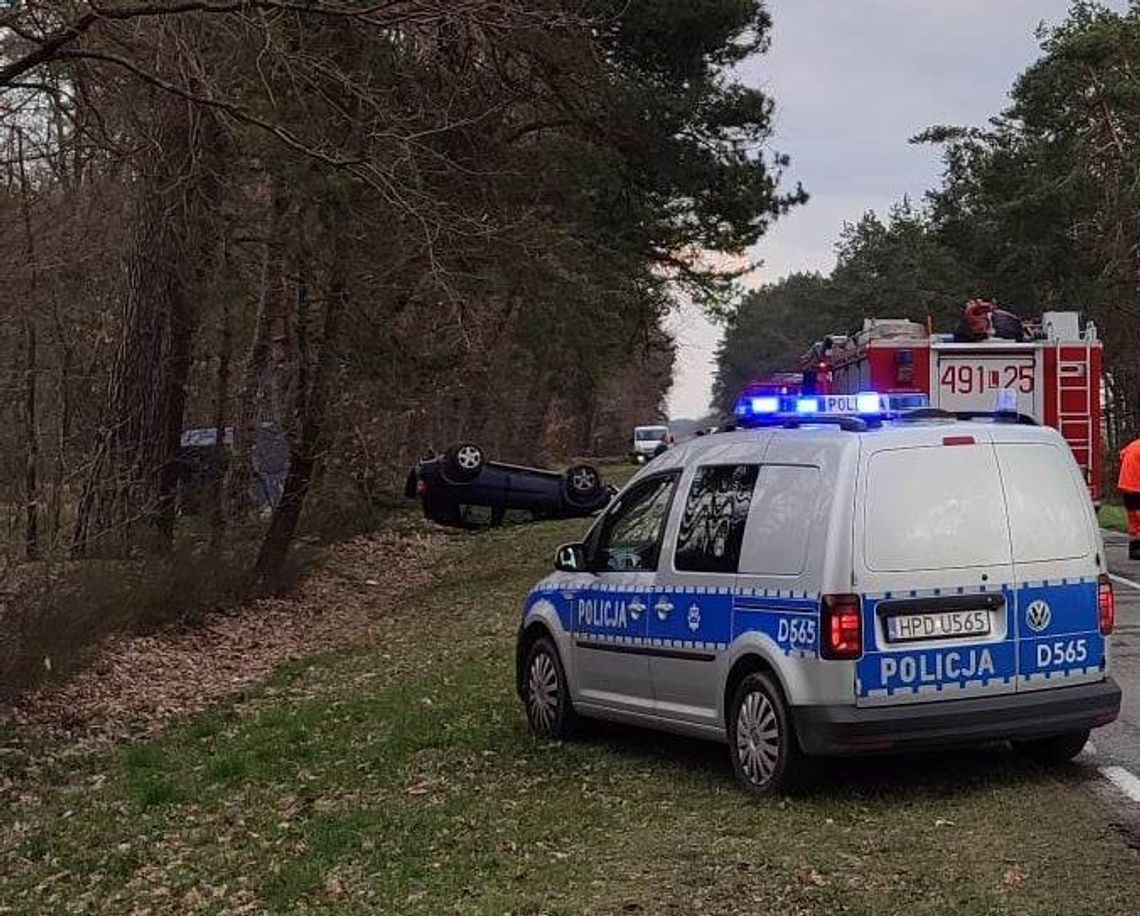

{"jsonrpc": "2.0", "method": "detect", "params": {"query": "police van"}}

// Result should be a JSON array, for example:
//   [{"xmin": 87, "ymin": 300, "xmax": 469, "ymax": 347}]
[{"xmin": 515, "ymin": 394, "xmax": 1121, "ymax": 794}]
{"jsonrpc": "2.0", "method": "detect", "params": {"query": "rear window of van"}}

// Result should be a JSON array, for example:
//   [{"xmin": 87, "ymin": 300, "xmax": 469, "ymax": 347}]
[
  {"xmin": 996, "ymin": 443, "xmax": 1092, "ymax": 562},
  {"xmin": 864, "ymin": 446, "xmax": 1011, "ymax": 572}
]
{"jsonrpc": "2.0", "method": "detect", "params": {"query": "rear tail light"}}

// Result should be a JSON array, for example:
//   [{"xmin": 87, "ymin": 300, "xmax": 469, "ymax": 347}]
[
  {"xmin": 942, "ymin": 436, "xmax": 976, "ymax": 446},
  {"xmin": 822, "ymin": 594, "xmax": 862, "ymax": 660},
  {"xmin": 1098, "ymin": 574, "xmax": 1115, "ymax": 635},
  {"xmin": 416, "ymin": 479, "xmax": 429, "ymax": 500}
]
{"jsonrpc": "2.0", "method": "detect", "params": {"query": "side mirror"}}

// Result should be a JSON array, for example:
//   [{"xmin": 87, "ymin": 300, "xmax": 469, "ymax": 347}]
[{"xmin": 554, "ymin": 542, "xmax": 588, "ymax": 573}]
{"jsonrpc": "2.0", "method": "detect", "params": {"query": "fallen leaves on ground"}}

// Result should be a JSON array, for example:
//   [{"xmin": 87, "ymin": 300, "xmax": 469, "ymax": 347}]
[
  {"xmin": 1003, "ymin": 863, "xmax": 1029, "ymax": 886},
  {"xmin": 0, "ymin": 524, "xmax": 447, "ymax": 754}
]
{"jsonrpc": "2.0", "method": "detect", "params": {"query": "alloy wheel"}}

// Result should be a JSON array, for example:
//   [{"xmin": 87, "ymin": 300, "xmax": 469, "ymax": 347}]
[
  {"xmin": 526, "ymin": 651, "xmax": 560, "ymax": 734},
  {"xmin": 457, "ymin": 445, "xmax": 482, "ymax": 470},
  {"xmin": 571, "ymin": 467, "xmax": 598, "ymax": 492},
  {"xmin": 735, "ymin": 689, "xmax": 780, "ymax": 787}
]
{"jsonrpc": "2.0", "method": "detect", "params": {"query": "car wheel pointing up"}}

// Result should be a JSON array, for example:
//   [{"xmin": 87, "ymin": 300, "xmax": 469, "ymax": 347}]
[
  {"xmin": 443, "ymin": 442, "xmax": 485, "ymax": 482},
  {"xmin": 565, "ymin": 463, "xmax": 603, "ymax": 504}
]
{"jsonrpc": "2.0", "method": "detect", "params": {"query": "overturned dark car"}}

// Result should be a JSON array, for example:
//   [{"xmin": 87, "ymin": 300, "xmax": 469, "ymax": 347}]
[{"xmin": 406, "ymin": 443, "xmax": 615, "ymax": 528}]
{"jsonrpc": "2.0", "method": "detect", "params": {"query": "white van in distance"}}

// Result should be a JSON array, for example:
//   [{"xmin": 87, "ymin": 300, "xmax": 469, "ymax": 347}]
[
  {"xmin": 517, "ymin": 399, "xmax": 1120, "ymax": 794},
  {"xmin": 631, "ymin": 425, "xmax": 671, "ymax": 463}
]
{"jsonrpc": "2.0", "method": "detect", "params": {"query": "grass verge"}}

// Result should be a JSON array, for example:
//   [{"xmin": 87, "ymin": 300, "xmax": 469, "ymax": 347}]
[
  {"xmin": 1101, "ymin": 502, "xmax": 1128, "ymax": 534},
  {"xmin": 1, "ymin": 514, "xmax": 1139, "ymax": 915}
]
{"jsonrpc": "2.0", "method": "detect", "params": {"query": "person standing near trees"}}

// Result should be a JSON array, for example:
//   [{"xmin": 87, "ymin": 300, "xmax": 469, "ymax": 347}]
[{"xmin": 1120, "ymin": 438, "xmax": 1140, "ymax": 561}]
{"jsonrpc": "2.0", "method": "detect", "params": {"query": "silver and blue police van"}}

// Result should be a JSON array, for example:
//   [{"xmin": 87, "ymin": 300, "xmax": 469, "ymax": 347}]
[{"xmin": 515, "ymin": 393, "xmax": 1121, "ymax": 794}]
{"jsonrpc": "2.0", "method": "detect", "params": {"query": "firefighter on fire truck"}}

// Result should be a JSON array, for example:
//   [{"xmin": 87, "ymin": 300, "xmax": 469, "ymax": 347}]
[{"xmin": 953, "ymin": 298, "xmax": 1027, "ymax": 343}]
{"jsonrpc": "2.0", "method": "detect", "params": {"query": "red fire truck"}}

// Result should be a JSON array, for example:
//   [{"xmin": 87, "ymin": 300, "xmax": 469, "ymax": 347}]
[
  {"xmin": 737, "ymin": 371, "xmax": 805, "ymax": 400},
  {"xmin": 800, "ymin": 312, "xmax": 1105, "ymax": 501}
]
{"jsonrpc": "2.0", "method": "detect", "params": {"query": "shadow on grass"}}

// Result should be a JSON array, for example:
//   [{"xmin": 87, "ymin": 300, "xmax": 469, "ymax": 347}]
[{"xmin": 566, "ymin": 717, "xmax": 1079, "ymax": 801}]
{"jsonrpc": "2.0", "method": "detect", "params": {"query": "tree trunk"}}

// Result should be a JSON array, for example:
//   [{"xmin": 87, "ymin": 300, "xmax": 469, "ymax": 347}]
[
  {"xmin": 17, "ymin": 128, "xmax": 39, "ymax": 560},
  {"xmin": 254, "ymin": 210, "xmax": 347, "ymax": 586},
  {"xmin": 23, "ymin": 319, "xmax": 39, "ymax": 561},
  {"xmin": 73, "ymin": 93, "xmax": 218, "ymax": 555},
  {"xmin": 229, "ymin": 185, "xmax": 289, "ymax": 519},
  {"xmin": 49, "ymin": 304, "xmax": 74, "ymax": 547},
  {"xmin": 210, "ymin": 244, "xmax": 233, "ymax": 544}
]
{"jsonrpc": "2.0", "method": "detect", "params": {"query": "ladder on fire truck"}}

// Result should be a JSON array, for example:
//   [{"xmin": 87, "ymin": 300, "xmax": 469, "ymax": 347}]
[{"xmin": 1056, "ymin": 339, "xmax": 1095, "ymax": 490}]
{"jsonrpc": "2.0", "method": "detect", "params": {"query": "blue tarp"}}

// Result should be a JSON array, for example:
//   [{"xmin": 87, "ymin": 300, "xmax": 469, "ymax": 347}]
[{"xmin": 178, "ymin": 423, "xmax": 289, "ymax": 510}]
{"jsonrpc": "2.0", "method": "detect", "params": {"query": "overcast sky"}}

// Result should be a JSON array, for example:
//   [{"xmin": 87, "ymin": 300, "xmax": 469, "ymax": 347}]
[{"xmin": 666, "ymin": 0, "xmax": 1130, "ymax": 420}]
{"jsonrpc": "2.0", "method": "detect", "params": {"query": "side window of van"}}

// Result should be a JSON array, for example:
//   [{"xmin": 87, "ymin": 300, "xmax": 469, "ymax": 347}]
[
  {"xmin": 675, "ymin": 465, "xmax": 759, "ymax": 573},
  {"xmin": 737, "ymin": 465, "xmax": 821, "ymax": 577},
  {"xmin": 594, "ymin": 474, "xmax": 677, "ymax": 572}
]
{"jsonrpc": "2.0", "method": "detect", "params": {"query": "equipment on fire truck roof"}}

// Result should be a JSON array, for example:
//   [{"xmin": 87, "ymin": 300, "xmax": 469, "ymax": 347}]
[{"xmin": 852, "ymin": 318, "xmax": 926, "ymax": 346}]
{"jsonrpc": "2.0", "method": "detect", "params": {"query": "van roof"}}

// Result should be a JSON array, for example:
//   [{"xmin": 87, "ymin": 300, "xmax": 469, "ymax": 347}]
[{"xmin": 647, "ymin": 417, "xmax": 1069, "ymax": 474}]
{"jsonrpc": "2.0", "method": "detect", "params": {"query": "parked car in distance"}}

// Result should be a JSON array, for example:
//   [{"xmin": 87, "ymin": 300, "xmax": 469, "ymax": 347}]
[
  {"xmin": 406, "ymin": 443, "xmax": 615, "ymax": 528},
  {"xmin": 631, "ymin": 425, "xmax": 672, "ymax": 463}
]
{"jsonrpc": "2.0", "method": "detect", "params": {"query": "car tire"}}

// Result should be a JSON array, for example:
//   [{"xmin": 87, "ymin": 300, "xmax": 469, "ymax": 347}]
[
  {"xmin": 443, "ymin": 443, "xmax": 484, "ymax": 482},
  {"xmin": 1015, "ymin": 729, "xmax": 1090, "ymax": 763},
  {"xmin": 564, "ymin": 464, "xmax": 603, "ymax": 504},
  {"xmin": 728, "ymin": 672, "xmax": 810, "ymax": 795},
  {"xmin": 522, "ymin": 637, "xmax": 576, "ymax": 739}
]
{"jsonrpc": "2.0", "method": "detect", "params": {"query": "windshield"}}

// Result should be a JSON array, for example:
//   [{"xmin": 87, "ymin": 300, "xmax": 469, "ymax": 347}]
[{"xmin": 635, "ymin": 427, "xmax": 668, "ymax": 441}]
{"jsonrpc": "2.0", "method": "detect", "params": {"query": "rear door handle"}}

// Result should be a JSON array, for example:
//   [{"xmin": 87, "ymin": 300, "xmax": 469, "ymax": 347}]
[{"xmin": 655, "ymin": 599, "xmax": 674, "ymax": 620}]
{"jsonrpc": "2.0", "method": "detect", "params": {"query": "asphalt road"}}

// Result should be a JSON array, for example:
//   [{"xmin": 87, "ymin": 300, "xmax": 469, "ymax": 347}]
[{"xmin": 1081, "ymin": 529, "xmax": 1140, "ymax": 778}]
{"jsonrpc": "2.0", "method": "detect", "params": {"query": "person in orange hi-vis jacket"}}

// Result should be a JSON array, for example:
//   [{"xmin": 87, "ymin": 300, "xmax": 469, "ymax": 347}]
[{"xmin": 1120, "ymin": 438, "xmax": 1140, "ymax": 560}]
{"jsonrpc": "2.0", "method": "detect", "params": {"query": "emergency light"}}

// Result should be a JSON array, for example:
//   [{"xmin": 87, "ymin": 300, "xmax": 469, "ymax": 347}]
[
  {"xmin": 750, "ymin": 396, "xmax": 780, "ymax": 414},
  {"xmin": 733, "ymin": 390, "xmax": 930, "ymax": 424}
]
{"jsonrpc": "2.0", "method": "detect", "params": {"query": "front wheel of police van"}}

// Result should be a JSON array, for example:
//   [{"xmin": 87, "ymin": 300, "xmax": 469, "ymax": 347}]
[
  {"xmin": 522, "ymin": 637, "xmax": 576, "ymax": 740},
  {"xmin": 728, "ymin": 672, "xmax": 810, "ymax": 795},
  {"xmin": 1013, "ymin": 729, "xmax": 1091, "ymax": 764}
]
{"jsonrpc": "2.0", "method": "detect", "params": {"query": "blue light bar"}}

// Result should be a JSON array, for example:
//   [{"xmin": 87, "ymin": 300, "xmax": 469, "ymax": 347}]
[{"xmin": 733, "ymin": 390, "xmax": 931, "ymax": 425}]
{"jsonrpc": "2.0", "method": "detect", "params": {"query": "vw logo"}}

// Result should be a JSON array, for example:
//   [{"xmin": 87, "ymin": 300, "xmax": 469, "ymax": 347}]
[
  {"xmin": 1025, "ymin": 600, "xmax": 1052, "ymax": 633},
  {"xmin": 687, "ymin": 604, "xmax": 701, "ymax": 633}
]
